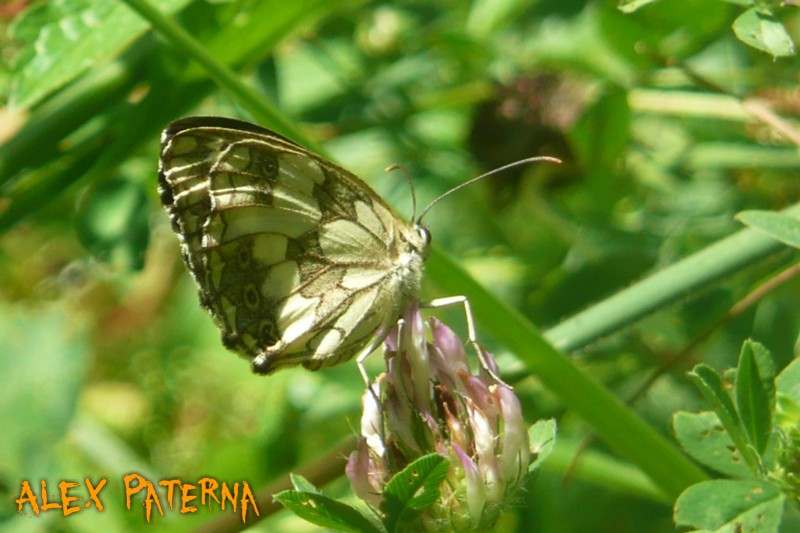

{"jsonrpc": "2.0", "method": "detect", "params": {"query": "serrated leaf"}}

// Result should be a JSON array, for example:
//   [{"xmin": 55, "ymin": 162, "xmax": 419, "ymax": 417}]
[
  {"xmin": 746, "ymin": 341, "xmax": 776, "ymax": 382},
  {"xmin": 9, "ymin": 0, "xmax": 192, "ymax": 109},
  {"xmin": 528, "ymin": 419, "xmax": 557, "ymax": 473},
  {"xmin": 736, "ymin": 210, "xmax": 800, "ymax": 249},
  {"xmin": 732, "ymin": 8, "xmax": 795, "ymax": 58},
  {"xmin": 289, "ymin": 473, "xmax": 320, "ymax": 494},
  {"xmin": 736, "ymin": 341, "xmax": 776, "ymax": 456},
  {"xmin": 274, "ymin": 490, "xmax": 384, "ymax": 533},
  {"xmin": 689, "ymin": 364, "xmax": 741, "ymax": 436},
  {"xmin": 689, "ymin": 364, "xmax": 760, "ymax": 473},
  {"xmin": 381, "ymin": 454, "xmax": 450, "ymax": 531},
  {"xmin": 674, "ymin": 479, "xmax": 784, "ymax": 532},
  {"xmin": 673, "ymin": 411, "xmax": 751, "ymax": 478}
]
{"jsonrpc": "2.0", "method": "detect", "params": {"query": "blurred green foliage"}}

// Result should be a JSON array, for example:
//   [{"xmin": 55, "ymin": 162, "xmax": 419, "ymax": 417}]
[{"xmin": 1, "ymin": 0, "xmax": 800, "ymax": 531}]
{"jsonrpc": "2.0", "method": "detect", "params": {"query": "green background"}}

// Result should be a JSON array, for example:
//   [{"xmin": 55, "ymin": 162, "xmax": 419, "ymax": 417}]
[{"xmin": 2, "ymin": 0, "xmax": 800, "ymax": 531}]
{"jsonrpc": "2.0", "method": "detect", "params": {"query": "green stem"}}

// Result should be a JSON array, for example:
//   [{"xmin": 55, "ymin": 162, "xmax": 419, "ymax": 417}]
[
  {"xmin": 543, "ymin": 438, "xmax": 669, "ymax": 503},
  {"xmin": 545, "ymin": 202, "xmax": 800, "ymax": 352},
  {"xmin": 121, "ymin": 0, "xmax": 318, "ymax": 150},
  {"xmin": 0, "ymin": 47, "xmax": 141, "ymax": 185}
]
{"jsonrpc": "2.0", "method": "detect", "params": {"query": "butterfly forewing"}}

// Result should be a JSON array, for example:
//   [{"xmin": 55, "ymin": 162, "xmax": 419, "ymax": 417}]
[{"xmin": 158, "ymin": 117, "xmax": 428, "ymax": 374}]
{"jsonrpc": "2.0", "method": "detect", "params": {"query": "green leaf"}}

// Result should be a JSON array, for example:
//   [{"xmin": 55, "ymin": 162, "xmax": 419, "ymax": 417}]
[
  {"xmin": 617, "ymin": 0, "xmax": 661, "ymax": 13},
  {"xmin": 673, "ymin": 411, "xmax": 751, "ymax": 478},
  {"xmin": 381, "ymin": 454, "xmax": 450, "ymax": 531},
  {"xmin": 735, "ymin": 341, "xmax": 776, "ymax": 456},
  {"xmin": 687, "ymin": 143, "xmax": 800, "ymax": 170},
  {"xmin": 273, "ymin": 490, "xmax": 385, "ymax": 533},
  {"xmin": 528, "ymin": 419, "xmax": 557, "ymax": 473},
  {"xmin": 569, "ymin": 85, "xmax": 630, "ymax": 173},
  {"xmin": 674, "ymin": 479, "xmax": 784, "ymax": 532},
  {"xmin": 9, "ymin": 0, "xmax": 192, "ymax": 109},
  {"xmin": 732, "ymin": 8, "xmax": 795, "ymax": 58},
  {"xmin": 75, "ymin": 176, "xmax": 150, "ymax": 270},
  {"xmin": 466, "ymin": 0, "xmax": 531, "ymax": 37},
  {"xmin": 689, "ymin": 363, "xmax": 761, "ymax": 474},
  {"xmin": 774, "ymin": 358, "xmax": 800, "ymax": 440},
  {"xmin": 775, "ymin": 393, "xmax": 800, "ymax": 438},
  {"xmin": 776, "ymin": 357, "xmax": 800, "ymax": 404},
  {"xmin": 290, "ymin": 473, "xmax": 321, "ymax": 494},
  {"xmin": 736, "ymin": 210, "xmax": 800, "ymax": 249},
  {"xmin": 689, "ymin": 365, "xmax": 740, "ymax": 438}
]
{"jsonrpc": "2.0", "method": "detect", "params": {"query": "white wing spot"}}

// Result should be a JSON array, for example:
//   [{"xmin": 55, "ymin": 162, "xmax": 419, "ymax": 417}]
[
  {"xmin": 251, "ymin": 234, "xmax": 288, "ymax": 265},
  {"xmin": 355, "ymin": 201, "xmax": 386, "ymax": 240},
  {"xmin": 263, "ymin": 261, "xmax": 300, "ymax": 300},
  {"xmin": 319, "ymin": 219, "xmax": 382, "ymax": 260}
]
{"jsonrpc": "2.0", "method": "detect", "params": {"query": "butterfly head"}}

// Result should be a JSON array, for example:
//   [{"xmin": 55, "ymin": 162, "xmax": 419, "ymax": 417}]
[
  {"xmin": 392, "ymin": 222, "xmax": 429, "ymax": 286},
  {"xmin": 411, "ymin": 224, "xmax": 432, "ymax": 260}
]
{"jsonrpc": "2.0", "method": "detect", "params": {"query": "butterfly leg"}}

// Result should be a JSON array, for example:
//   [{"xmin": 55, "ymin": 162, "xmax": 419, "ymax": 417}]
[
  {"xmin": 355, "ymin": 322, "xmax": 394, "ymax": 391},
  {"xmin": 421, "ymin": 296, "xmax": 506, "ymax": 384}
]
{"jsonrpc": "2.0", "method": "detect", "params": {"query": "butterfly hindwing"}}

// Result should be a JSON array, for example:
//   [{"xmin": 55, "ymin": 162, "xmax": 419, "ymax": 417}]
[{"xmin": 158, "ymin": 117, "xmax": 428, "ymax": 374}]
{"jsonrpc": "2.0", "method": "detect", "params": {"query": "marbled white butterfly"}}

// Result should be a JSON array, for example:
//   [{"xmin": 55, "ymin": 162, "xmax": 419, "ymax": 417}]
[{"xmin": 158, "ymin": 116, "xmax": 555, "ymax": 376}]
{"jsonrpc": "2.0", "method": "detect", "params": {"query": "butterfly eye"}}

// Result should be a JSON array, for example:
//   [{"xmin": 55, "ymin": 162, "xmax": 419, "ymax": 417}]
[{"xmin": 418, "ymin": 226, "xmax": 431, "ymax": 248}]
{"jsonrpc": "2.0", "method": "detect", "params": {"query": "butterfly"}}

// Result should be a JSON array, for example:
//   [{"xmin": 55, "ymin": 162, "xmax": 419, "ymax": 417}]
[
  {"xmin": 158, "ymin": 116, "xmax": 554, "ymax": 376},
  {"xmin": 158, "ymin": 116, "xmax": 433, "ymax": 375}
]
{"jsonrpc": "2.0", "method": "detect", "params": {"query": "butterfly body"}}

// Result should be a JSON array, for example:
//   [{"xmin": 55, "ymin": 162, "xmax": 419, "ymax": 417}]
[{"xmin": 159, "ymin": 117, "xmax": 429, "ymax": 374}]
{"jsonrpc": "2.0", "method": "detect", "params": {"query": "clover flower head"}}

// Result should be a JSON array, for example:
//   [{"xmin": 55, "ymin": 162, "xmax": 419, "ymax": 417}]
[{"xmin": 346, "ymin": 305, "xmax": 530, "ymax": 531}]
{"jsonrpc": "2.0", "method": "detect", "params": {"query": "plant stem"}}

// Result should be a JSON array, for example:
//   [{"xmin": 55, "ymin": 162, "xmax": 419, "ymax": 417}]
[
  {"xmin": 121, "ymin": 0, "xmax": 317, "ymax": 150},
  {"xmin": 545, "ymin": 202, "xmax": 800, "ymax": 352}
]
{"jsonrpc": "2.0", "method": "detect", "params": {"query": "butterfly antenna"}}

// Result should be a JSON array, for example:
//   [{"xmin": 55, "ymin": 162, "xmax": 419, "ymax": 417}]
[
  {"xmin": 416, "ymin": 156, "xmax": 561, "ymax": 223},
  {"xmin": 386, "ymin": 163, "xmax": 417, "ymax": 222}
]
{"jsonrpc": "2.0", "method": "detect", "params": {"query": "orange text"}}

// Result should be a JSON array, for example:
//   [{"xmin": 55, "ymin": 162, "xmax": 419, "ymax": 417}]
[
  {"xmin": 15, "ymin": 478, "xmax": 107, "ymax": 516},
  {"xmin": 123, "ymin": 473, "xmax": 259, "ymax": 523}
]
